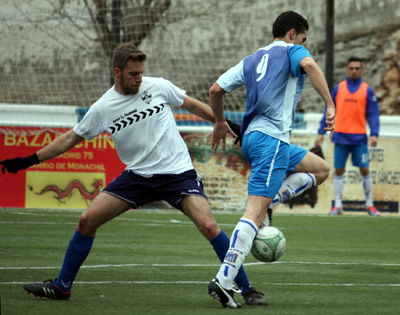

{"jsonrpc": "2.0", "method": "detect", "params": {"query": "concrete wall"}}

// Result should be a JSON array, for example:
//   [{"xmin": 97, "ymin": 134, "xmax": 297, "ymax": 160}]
[{"xmin": 1, "ymin": 0, "xmax": 400, "ymax": 114}]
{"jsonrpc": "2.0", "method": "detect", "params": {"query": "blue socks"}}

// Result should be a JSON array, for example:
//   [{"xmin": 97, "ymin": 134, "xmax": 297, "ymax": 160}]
[
  {"xmin": 54, "ymin": 230, "xmax": 94, "ymax": 292},
  {"xmin": 55, "ymin": 229, "xmax": 251, "ymax": 294},
  {"xmin": 210, "ymin": 230, "xmax": 251, "ymax": 294}
]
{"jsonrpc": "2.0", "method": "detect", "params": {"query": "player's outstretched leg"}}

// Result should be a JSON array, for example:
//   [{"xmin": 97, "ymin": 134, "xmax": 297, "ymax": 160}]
[
  {"xmin": 23, "ymin": 229, "xmax": 93, "ymax": 300},
  {"xmin": 183, "ymin": 195, "xmax": 267, "ymax": 306}
]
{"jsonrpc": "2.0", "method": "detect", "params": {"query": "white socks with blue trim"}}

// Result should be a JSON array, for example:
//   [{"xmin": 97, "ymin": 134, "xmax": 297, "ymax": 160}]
[
  {"xmin": 262, "ymin": 173, "xmax": 316, "ymax": 227},
  {"xmin": 216, "ymin": 218, "xmax": 258, "ymax": 290},
  {"xmin": 269, "ymin": 172, "xmax": 316, "ymax": 209}
]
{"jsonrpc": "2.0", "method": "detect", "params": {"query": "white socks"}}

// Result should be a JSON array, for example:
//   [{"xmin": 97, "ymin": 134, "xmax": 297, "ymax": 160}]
[
  {"xmin": 363, "ymin": 175, "xmax": 373, "ymax": 207},
  {"xmin": 334, "ymin": 174, "xmax": 373, "ymax": 208},
  {"xmin": 264, "ymin": 171, "xmax": 374, "ymax": 211},
  {"xmin": 333, "ymin": 175, "xmax": 344, "ymax": 208},
  {"xmin": 261, "ymin": 173, "xmax": 316, "ymax": 227},
  {"xmin": 217, "ymin": 218, "xmax": 258, "ymax": 290},
  {"xmin": 269, "ymin": 173, "xmax": 316, "ymax": 209}
]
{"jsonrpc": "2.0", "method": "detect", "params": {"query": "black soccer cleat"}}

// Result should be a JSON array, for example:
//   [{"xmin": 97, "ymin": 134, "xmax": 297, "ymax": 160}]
[
  {"xmin": 243, "ymin": 287, "xmax": 268, "ymax": 305},
  {"xmin": 267, "ymin": 207, "xmax": 273, "ymax": 226},
  {"xmin": 208, "ymin": 278, "xmax": 242, "ymax": 309},
  {"xmin": 23, "ymin": 279, "xmax": 71, "ymax": 300}
]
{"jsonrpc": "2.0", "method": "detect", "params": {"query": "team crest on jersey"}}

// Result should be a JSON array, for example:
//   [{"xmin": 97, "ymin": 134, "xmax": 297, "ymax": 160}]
[{"xmin": 141, "ymin": 91, "xmax": 152, "ymax": 104}]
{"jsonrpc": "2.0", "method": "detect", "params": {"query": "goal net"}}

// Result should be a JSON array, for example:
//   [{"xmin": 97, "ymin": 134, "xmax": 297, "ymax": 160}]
[
  {"xmin": 0, "ymin": 0, "xmax": 265, "ymax": 125},
  {"xmin": 0, "ymin": 0, "xmax": 265, "ymax": 210}
]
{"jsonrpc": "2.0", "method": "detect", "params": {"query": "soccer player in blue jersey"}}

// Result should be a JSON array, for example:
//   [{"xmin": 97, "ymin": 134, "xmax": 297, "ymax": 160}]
[{"xmin": 207, "ymin": 11, "xmax": 335, "ymax": 308}]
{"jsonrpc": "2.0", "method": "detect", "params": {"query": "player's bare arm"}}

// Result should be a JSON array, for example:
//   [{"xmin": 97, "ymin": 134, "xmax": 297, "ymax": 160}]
[
  {"xmin": 181, "ymin": 95, "xmax": 237, "ymax": 150},
  {"xmin": 209, "ymin": 82, "xmax": 236, "ymax": 151},
  {"xmin": 0, "ymin": 129, "xmax": 84, "ymax": 174},
  {"xmin": 181, "ymin": 96, "xmax": 216, "ymax": 123},
  {"xmin": 36, "ymin": 129, "xmax": 84, "ymax": 162},
  {"xmin": 300, "ymin": 57, "xmax": 335, "ymax": 134},
  {"xmin": 324, "ymin": 106, "xmax": 335, "ymax": 138}
]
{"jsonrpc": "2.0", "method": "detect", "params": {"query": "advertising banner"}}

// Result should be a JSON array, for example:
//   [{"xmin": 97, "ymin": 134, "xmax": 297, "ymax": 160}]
[
  {"xmin": 186, "ymin": 133, "xmax": 399, "ymax": 215},
  {"xmin": 0, "ymin": 127, "xmax": 125, "ymax": 209},
  {"xmin": 1, "ymin": 126, "xmax": 398, "ymax": 215}
]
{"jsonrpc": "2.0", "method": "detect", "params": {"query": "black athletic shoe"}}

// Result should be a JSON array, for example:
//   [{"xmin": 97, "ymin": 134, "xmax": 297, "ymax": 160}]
[
  {"xmin": 243, "ymin": 287, "xmax": 268, "ymax": 305},
  {"xmin": 208, "ymin": 278, "xmax": 242, "ymax": 308},
  {"xmin": 267, "ymin": 207, "xmax": 273, "ymax": 226},
  {"xmin": 23, "ymin": 279, "xmax": 71, "ymax": 300}
]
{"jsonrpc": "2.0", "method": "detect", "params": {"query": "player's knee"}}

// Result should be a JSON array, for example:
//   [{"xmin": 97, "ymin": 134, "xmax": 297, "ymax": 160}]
[
  {"xmin": 316, "ymin": 160, "xmax": 330, "ymax": 185},
  {"xmin": 335, "ymin": 168, "xmax": 345, "ymax": 176},
  {"xmin": 202, "ymin": 220, "xmax": 221, "ymax": 240},
  {"xmin": 360, "ymin": 167, "xmax": 370, "ymax": 176},
  {"xmin": 77, "ymin": 212, "xmax": 98, "ymax": 235}
]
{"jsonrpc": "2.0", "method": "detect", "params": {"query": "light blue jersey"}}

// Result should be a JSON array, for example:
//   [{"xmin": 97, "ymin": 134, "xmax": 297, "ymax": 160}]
[
  {"xmin": 217, "ymin": 41, "xmax": 312, "ymax": 197},
  {"xmin": 217, "ymin": 41, "xmax": 312, "ymax": 143}
]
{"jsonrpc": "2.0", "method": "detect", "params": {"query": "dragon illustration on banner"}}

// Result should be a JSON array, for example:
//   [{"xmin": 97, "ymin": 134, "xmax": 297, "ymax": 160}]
[{"xmin": 28, "ymin": 179, "xmax": 104, "ymax": 204}]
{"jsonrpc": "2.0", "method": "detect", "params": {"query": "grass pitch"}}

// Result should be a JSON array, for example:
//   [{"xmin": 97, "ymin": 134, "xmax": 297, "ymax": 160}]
[{"xmin": 1, "ymin": 208, "xmax": 399, "ymax": 314}]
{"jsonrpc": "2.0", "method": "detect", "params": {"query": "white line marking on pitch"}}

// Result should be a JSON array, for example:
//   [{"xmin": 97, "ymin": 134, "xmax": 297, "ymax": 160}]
[
  {"xmin": 1, "ymin": 260, "xmax": 399, "ymax": 270},
  {"xmin": 1, "ymin": 281, "xmax": 399, "ymax": 287}
]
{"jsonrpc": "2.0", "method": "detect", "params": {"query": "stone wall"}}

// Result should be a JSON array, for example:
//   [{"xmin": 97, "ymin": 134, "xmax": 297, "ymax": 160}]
[{"xmin": 1, "ymin": 0, "xmax": 399, "ymax": 113}]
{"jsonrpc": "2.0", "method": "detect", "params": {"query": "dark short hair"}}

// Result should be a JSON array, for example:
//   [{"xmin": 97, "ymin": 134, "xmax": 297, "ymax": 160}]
[
  {"xmin": 112, "ymin": 43, "xmax": 148, "ymax": 70},
  {"xmin": 347, "ymin": 56, "xmax": 363, "ymax": 66},
  {"xmin": 272, "ymin": 11, "xmax": 309, "ymax": 38}
]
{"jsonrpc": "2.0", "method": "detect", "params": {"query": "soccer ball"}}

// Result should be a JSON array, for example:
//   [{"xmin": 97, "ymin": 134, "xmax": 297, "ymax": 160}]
[{"xmin": 250, "ymin": 226, "xmax": 286, "ymax": 262}]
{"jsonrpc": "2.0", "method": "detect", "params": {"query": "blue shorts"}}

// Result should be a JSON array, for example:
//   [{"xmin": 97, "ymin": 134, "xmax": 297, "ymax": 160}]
[
  {"xmin": 287, "ymin": 144, "xmax": 308, "ymax": 174},
  {"xmin": 334, "ymin": 144, "xmax": 369, "ymax": 168},
  {"xmin": 103, "ymin": 169, "xmax": 206, "ymax": 211},
  {"xmin": 242, "ymin": 131, "xmax": 289, "ymax": 198}
]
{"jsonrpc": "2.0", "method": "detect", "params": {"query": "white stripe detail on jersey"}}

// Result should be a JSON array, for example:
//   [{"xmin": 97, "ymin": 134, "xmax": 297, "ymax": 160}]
[{"xmin": 282, "ymin": 75, "xmax": 299, "ymax": 133}]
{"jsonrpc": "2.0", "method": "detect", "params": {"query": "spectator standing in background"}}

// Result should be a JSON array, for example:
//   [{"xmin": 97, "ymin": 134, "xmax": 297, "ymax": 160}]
[{"xmin": 316, "ymin": 56, "xmax": 380, "ymax": 216}]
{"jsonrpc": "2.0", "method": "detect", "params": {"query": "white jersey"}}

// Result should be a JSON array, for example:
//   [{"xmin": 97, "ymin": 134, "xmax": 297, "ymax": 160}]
[{"xmin": 74, "ymin": 77, "xmax": 193, "ymax": 176}]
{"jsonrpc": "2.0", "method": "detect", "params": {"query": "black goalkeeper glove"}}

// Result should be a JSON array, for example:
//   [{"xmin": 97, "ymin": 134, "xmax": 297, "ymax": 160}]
[
  {"xmin": 226, "ymin": 119, "xmax": 243, "ymax": 146},
  {"xmin": 0, "ymin": 153, "xmax": 40, "ymax": 174}
]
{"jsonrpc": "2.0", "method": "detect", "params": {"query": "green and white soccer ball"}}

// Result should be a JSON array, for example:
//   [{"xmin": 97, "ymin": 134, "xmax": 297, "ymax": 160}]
[{"xmin": 250, "ymin": 226, "xmax": 286, "ymax": 263}]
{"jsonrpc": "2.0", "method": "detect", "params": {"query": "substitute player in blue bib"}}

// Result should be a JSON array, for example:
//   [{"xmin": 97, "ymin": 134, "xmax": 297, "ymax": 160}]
[
  {"xmin": 207, "ymin": 11, "xmax": 335, "ymax": 308},
  {"xmin": 0, "ymin": 43, "xmax": 266, "ymax": 306}
]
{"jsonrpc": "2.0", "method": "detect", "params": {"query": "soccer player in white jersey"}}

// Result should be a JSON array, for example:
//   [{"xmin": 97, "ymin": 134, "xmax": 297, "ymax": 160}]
[
  {"xmin": 207, "ymin": 11, "xmax": 335, "ymax": 308},
  {"xmin": 0, "ymin": 43, "xmax": 266, "ymax": 306}
]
